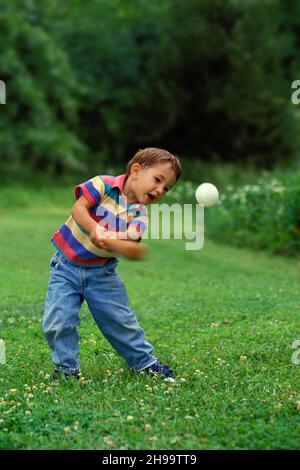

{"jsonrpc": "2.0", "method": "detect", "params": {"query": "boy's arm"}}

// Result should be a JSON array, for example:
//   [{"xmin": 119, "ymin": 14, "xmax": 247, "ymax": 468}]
[
  {"xmin": 96, "ymin": 237, "xmax": 148, "ymax": 261},
  {"xmin": 71, "ymin": 196, "xmax": 147, "ymax": 260},
  {"xmin": 71, "ymin": 195, "xmax": 98, "ymax": 235}
]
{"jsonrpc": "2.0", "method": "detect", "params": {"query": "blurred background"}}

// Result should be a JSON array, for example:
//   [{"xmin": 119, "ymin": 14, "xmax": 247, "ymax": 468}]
[{"xmin": 1, "ymin": 0, "xmax": 300, "ymax": 255}]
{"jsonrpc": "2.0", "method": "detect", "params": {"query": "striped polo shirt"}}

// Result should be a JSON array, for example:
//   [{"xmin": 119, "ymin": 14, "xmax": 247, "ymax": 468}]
[{"xmin": 51, "ymin": 174, "xmax": 148, "ymax": 267}]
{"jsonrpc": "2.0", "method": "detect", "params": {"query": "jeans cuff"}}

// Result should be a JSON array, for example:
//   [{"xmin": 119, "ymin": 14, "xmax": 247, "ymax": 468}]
[
  {"xmin": 133, "ymin": 359, "xmax": 157, "ymax": 372},
  {"xmin": 55, "ymin": 366, "xmax": 80, "ymax": 374}
]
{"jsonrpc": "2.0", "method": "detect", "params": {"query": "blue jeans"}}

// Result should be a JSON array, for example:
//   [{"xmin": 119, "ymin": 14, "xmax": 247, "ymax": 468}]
[{"xmin": 42, "ymin": 252, "xmax": 157, "ymax": 373}]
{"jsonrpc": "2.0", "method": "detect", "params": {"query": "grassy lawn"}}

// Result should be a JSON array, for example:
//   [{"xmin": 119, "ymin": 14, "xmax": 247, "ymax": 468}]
[{"xmin": 0, "ymin": 200, "xmax": 300, "ymax": 450}]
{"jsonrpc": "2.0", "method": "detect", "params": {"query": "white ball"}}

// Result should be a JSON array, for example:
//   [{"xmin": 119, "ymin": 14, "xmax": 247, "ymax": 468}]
[{"xmin": 195, "ymin": 183, "xmax": 219, "ymax": 207}]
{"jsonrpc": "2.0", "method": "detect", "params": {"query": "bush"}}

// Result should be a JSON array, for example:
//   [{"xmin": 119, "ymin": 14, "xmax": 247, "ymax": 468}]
[
  {"xmin": 1, "ymin": 0, "xmax": 300, "ymax": 180},
  {"xmin": 206, "ymin": 173, "xmax": 300, "ymax": 256},
  {"xmin": 0, "ymin": 3, "xmax": 87, "ymax": 179}
]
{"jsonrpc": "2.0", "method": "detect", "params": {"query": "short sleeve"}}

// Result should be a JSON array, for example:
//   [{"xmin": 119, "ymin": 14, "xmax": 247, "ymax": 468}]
[
  {"xmin": 127, "ymin": 204, "xmax": 148, "ymax": 241},
  {"xmin": 74, "ymin": 176, "xmax": 105, "ymax": 207}
]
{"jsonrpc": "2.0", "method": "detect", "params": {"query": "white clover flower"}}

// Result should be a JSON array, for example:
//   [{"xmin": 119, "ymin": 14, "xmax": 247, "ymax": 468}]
[
  {"xmin": 272, "ymin": 186, "xmax": 285, "ymax": 194},
  {"xmin": 277, "ymin": 207, "xmax": 284, "ymax": 216},
  {"xmin": 239, "ymin": 355, "xmax": 248, "ymax": 361}
]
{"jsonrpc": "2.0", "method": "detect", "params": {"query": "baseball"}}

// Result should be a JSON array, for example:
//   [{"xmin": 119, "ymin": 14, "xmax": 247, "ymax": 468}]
[{"xmin": 195, "ymin": 183, "xmax": 219, "ymax": 207}]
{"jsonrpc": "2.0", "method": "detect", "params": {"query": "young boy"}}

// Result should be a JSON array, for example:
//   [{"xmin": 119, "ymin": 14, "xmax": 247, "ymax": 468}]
[{"xmin": 42, "ymin": 148, "xmax": 181, "ymax": 381}]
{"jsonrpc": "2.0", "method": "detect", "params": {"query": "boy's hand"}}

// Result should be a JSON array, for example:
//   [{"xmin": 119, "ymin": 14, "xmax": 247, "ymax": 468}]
[
  {"xmin": 104, "ymin": 239, "xmax": 148, "ymax": 260},
  {"xmin": 90, "ymin": 225, "xmax": 148, "ymax": 260},
  {"xmin": 90, "ymin": 225, "xmax": 111, "ymax": 250}
]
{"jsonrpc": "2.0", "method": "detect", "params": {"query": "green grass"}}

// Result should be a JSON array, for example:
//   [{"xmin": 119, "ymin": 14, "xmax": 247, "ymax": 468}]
[{"xmin": 0, "ymin": 195, "xmax": 300, "ymax": 450}]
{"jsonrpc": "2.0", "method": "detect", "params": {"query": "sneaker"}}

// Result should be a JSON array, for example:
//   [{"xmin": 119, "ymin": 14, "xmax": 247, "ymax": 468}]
[
  {"xmin": 52, "ymin": 370, "xmax": 81, "ymax": 381},
  {"xmin": 144, "ymin": 363, "xmax": 176, "ymax": 382}
]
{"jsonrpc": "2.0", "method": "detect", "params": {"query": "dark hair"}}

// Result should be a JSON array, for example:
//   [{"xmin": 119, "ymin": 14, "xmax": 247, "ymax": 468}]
[{"xmin": 127, "ymin": 147, "xmax": 181, "ymax": 181}]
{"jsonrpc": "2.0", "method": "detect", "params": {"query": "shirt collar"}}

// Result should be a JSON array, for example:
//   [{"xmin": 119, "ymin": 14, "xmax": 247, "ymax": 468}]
[
  {"xmin": 111, "ymin": 173, "xmax": 143, "ymax": 210},
  {"xmin": 111, "ymin": 174, "xmax": 128, "ymax": 194}
]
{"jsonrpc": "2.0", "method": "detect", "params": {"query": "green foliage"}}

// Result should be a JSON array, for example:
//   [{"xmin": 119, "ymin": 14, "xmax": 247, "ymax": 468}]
[
  {"xmin": 167, "ymin": 0, "xmax": 300, "ymax": 166},
  {"xmin": 0, "ymin": 2, "xmax": 87, "ymax": 179},
  {"xmin": 206, "ymin": 172, "xmax": 300, "ymax": 256},
  {"xmin": 177, "ymin": 157, "xmax": 259, "ymax": 191},
  {"xmin": 1, "ymin": 0, "xmax": 300, "ymax": 179},
  {"xmin": 35, "ymin": 0, "xmax": 179, "ymax": 171}
]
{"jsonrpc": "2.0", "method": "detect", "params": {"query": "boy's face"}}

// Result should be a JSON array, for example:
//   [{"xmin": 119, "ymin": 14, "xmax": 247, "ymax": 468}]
[{"xmin": 130, "ymin": 163, "xmax": 177, "ymax": 205}]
